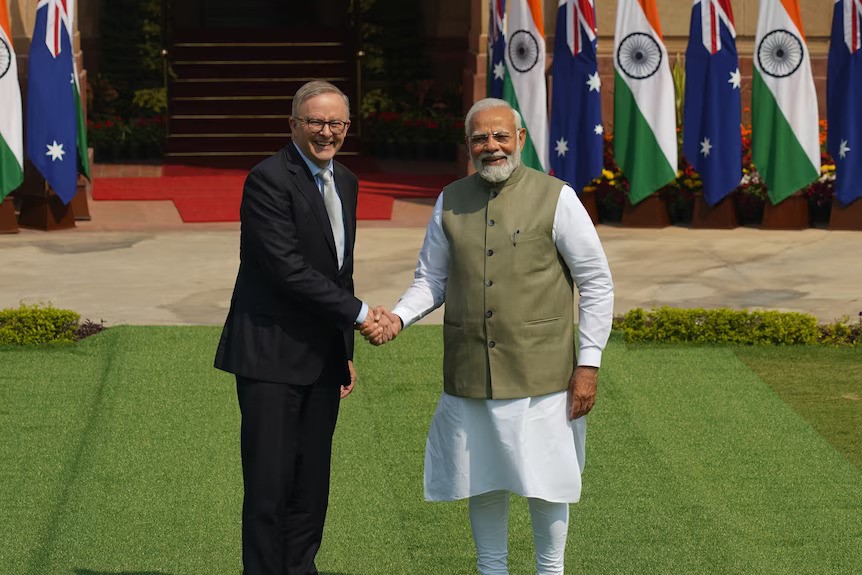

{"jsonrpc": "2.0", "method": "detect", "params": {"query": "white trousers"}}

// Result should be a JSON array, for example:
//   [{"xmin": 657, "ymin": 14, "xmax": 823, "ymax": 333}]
[{"xmin": 469, "ymin": 490, "xmax": 569, "ymax": 575}]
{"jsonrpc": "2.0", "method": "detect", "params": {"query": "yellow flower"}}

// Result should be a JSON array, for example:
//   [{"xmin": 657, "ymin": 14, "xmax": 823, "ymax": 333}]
[{"xmin": 602, "ymin": 169, "xmax": 614, "ymax": 180}]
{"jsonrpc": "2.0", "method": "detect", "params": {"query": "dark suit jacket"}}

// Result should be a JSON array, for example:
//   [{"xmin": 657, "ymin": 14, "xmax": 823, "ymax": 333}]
[{"xmin": 214, "ymin": 144, "xmax": 363, "ymax": 385}]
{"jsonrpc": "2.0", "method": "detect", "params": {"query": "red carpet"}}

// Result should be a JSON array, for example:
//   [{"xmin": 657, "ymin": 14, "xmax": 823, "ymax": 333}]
[{"xmin": 93, "ymin": 169, "xmax": 456, "ymax": 222}]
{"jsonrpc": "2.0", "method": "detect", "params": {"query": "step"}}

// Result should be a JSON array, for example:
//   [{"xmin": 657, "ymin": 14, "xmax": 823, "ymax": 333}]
[
  {"xmin": 170, "ymin": 97, "xmax": 297, "ymax": 116},
  {"xmin": 171, "ymin": 42, "xmax": 351, "ymax": 62},
  {"xmin": 165, "ymin": 134, "xmax": 361, "ymax": 154},
  {"xmin": 170, "ymin": 77, "xmax": 352, "ymax": 98},
  {"xmin": 172, "ymin": 61, "xmax": 351, "ymax": 80}
]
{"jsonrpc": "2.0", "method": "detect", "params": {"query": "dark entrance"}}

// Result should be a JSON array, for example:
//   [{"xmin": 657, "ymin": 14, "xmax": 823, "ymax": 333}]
[{"xmin": 164, "ymin": 0, "xmax": 360, "ymax": 169}]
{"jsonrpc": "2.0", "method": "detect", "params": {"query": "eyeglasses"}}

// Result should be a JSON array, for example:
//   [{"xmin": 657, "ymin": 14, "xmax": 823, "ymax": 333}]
[
  {"xmin": 469, "ymin": 131, "xmax": 514, "ymax": 147},
  {"xmin": 296, "ymin": 117, "xmax": 350, "ymax": 135}
]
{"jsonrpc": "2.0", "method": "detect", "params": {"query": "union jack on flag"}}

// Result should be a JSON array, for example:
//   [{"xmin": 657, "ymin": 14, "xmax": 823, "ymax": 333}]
[
  {"xmin": 42, "ymin": 0, "xmax": 70, "ymax": 58},
  {"xmin": 487, "ymin": 0, "xmax": 507, "ymax": 99},
  {"xmin": 683, "ymin": 0, "xmax": 742, "ymax": 206},
  {"xmin": 549, "ymin": 0, "xmax": 603, "ymax": 191},
  {"xmin": 26, "ymin": 0, "xmax": 79, "ymax": 203}
]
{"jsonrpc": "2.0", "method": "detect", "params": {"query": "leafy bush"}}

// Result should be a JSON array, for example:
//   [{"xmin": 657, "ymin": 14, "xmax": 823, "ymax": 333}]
[
  {"xmin": 818, "ymin": 315, "xmax": 862, "ymax": 346},
  {"xmin": 0, "ymin": 305, "xmax": 108, "ymax": 345},
  {"xmin": 0, "ymin": 304, "xmax": 81, "ymax": 345},
  {"xmin": 613, "ymin": 307, "xmax": 825, "ymax": 345}
]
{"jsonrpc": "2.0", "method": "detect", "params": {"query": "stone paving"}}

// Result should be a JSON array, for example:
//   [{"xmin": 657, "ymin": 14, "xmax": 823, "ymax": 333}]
[{"xmin": 1, "ymin": 191, "xmax": 860, "ymax": 326}]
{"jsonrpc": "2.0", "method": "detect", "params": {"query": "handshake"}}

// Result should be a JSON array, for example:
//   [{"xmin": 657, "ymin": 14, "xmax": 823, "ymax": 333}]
[{"xmin": 356, "ymin": 306, "xmax": 402, "ymax": 346}]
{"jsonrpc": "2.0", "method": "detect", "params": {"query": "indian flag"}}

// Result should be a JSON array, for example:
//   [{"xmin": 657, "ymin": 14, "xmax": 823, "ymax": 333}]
[
  {"xmin": 613, "ymin": 0, "xmax": 677, "ymax": 204},
  {"xmin": 66, "ymin": 0, "xmax": 90, "ymax": 180},
  {"xmin": 0, "ymin": 0, "xmax": 23, "ymax": 199},
  {"xmin": 752, "ymin": 0, "xmax": 819, "ymax": 204},
  {"xmin": 504, "ymin": 0, "xmax": 548, "ymax": 171}
]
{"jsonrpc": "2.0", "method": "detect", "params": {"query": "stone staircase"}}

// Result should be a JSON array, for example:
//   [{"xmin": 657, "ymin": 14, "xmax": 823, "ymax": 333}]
[{"xmin": 166, "ymin": 29, "xmax": 360, "ymax": 169}]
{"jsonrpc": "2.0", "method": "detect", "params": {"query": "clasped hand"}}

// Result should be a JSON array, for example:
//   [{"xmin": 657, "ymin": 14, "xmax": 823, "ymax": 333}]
[{"xmin": 357, "ymin": 306, "xmax": 401, "ymax": 345}]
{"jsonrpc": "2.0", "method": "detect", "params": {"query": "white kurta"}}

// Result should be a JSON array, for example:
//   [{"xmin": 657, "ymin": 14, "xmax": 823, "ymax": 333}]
[{"xmin": 392, "ymin": 183, "xmax": 614, "ymax": 503}]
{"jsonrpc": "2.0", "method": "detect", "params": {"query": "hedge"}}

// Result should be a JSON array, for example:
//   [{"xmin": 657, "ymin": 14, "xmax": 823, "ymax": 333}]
[
  {"xmin": 614, "ymin": 307, "xmax": 861, "ymax": 346},
  {"xmin": 0, "ymin": 304, "xmax": 105, "ymax": 345}
]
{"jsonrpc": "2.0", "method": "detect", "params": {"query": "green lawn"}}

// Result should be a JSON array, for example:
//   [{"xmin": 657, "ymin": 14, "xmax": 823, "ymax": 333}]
[{"xmin": 1, "ymin": 327, "xmax": 859, "ymax": 575}]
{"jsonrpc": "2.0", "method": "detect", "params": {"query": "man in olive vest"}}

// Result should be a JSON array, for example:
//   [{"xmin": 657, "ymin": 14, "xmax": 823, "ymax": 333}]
[{"xmin": 365, "ymin": 98, "xmax": 614, "ymax": 575}]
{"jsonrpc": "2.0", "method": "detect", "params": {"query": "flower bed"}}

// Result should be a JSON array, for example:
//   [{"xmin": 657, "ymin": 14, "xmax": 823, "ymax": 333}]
[{"xmin": 584, "ymin": 120, "xmax": 836, "ymax": 226}]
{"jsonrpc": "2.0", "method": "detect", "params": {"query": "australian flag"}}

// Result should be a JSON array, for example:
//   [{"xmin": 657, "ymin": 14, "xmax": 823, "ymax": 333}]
[
  {"xmin": 487, "ymin": 0, "xmax": 506, "ymax": 98},
  {"xmin": 683, "ymin": 0, "xmax": 742, "ymax": 206},
  {"xmin": 549, "ymin": 0, "xmax": 602, "ymax": 191},
  {"xmin": 26, "ymin": 0, "xmax": 78, "ymax": 205},
  {"xmin": 827, "ymin": 0, "xmax": 862, "ymax": 207}
]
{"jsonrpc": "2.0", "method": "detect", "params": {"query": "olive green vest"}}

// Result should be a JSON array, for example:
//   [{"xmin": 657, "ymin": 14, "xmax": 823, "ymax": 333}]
[{"xmin": 441, "ymin": 163, "xmax": 575, "ymax": 399}]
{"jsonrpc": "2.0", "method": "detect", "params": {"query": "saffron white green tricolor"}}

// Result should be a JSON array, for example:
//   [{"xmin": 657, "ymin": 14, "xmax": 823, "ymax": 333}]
[
  {"xmin": 613, "ymin": 0, "xmax": 677, "ymax": 204},
  {"xmin": 752, "ymin": 0, "xmax": 819, "ymax": 204},
  {"xmin": 0, "ymin": 0, "xmax": 23, "ymax": 199},
  {"xmin": 504, "ymin": 0, "xmax": 548, "ymax": 171}
]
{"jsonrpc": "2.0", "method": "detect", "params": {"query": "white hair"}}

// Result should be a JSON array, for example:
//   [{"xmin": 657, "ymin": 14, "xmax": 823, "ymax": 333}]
[{"xmin": 464, "ymin": 98, "xmax": 522, "ymax": 137}]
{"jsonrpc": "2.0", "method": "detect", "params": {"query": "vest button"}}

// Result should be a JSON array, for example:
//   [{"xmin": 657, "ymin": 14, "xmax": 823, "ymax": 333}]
[
  {"xmin": 488, "ymin": 340, "xmax": 496, "ymax": 348},
  {"xmin": 485, "ymin": 310, "xmax": 493, "ymax": 318},
  {"xmin": 488, "ymin": 219, "xmax": 495, "ymax": 226},
  {"xmin": 486, "ymin": 280, "xmax": 493, "ymax": 287},
  {"xmin": 487, "ymin": 249, "xmax": 494, "ymax": 256},
  {"xmin": 490, "ymin": 191, "xmax": 498, "ymax": 199}
]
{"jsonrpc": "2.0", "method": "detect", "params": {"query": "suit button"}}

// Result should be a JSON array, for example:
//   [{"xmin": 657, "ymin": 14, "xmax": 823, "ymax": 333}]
[
  {"xmin": 485, "ymin": 310, "xmax": 493, "ymax": 318},
  {"xmin": 486, "ymin": 280, "xmax": 493, "ymax": 287},
  {"xmin": 487, "ymin": 249, "xmax": 494, "ymax": 256},
  {"xmin": 490, "ymin": 191, "xmax": 498, "ymax": 199},
  {"xmin": 488, "ymin": 341, "xmax": 496, "ymax": 348},
  {"xmin": 488, "ymin": 219, "xmax": 495, "ymax": 226}
]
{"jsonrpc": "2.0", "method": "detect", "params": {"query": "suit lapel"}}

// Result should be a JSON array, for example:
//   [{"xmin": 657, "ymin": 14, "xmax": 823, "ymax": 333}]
[{"xmin": 282, "ymin": 146, "xmax": 338, "ymax": 262}]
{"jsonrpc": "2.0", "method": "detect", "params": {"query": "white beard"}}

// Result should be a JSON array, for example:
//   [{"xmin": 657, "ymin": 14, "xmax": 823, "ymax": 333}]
[{"xmin": 473, "ymin": 139, "xmax": 522, "ymax": 183}]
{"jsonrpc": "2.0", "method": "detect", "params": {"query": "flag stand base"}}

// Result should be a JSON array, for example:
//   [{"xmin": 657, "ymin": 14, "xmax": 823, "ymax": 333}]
[
  {"xmin": 622, "ymin": 194, "xmax": 669, "ymax": 228},
  {"xmin": 71, "ymin": 174, "xmax": 91, "ymax": 221},
  {"xmin": 829, "ymin": 198, "xmax": 862, "ymax": 230},
  {"xmin": 691, "ymin": 193, "xmax": 738, "ymax": 229},
  {"xmin": 761, "ymin": 193, "xmax": 808, "ymax": 230},
  {"xmin": 0, "ymin": 197, "xmax": 19, "ymax": 234},
  {"xmin": 580, "ymin": 190, "xmax": 598, "ymax": 225},
  {"xmin": 17, "ymin": 192, "xmax": 76, "ymax": 231}
]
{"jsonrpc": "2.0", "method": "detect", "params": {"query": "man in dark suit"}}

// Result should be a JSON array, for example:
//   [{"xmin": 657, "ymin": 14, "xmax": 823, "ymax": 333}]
[{"xmin": 215, "ymin": 80, "xmax": 384, "ymax": 575}]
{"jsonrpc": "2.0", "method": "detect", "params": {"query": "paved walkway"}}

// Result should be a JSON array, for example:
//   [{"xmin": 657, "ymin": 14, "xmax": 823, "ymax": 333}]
[{"xmin": 1, "ymin": 191, "xmax": 860, "ymax": 326}]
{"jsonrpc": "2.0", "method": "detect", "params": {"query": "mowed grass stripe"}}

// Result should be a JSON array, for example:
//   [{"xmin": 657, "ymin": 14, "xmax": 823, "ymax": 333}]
[
  {"xmin": 581, "ymin": 341, "xmax": 861, "ymax": 574},
  {"xmin": 1, "ymin": 333, "xmax": 120, "ymax": 575},
  {"xmin": 1, "ymin": 327, "xmax": 860, "ymax": 574}
]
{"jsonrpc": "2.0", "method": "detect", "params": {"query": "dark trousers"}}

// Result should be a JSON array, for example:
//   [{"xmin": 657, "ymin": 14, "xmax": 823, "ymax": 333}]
[{"xmin": 236, "ymin": 357, "xmax": 345, "ymax": 575}]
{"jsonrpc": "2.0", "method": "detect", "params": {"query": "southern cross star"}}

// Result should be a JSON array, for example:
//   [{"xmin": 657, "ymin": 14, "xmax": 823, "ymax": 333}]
[
  {"xmin": 839, "ymin": 139, "xmax": 851, "ymax": 159},
  {"xmin": 700, "ymin": 138, "xmax": 713, "ymax": 157},
  {"xmin": 728, "ymin": 68, "xmax": 741, "ymax": 90},
  {"xmin": 493, "ymin": 61, "xmax": 505, "ymax": 81},
  {"xmin": 45, "ymin": 140, "xmax": 66, "ymax": 162},
  {"xmin": 594, "ymin": 124, "xmax": 604, "ymax": 136},
  {"xmin": 555, "ymin": 137, "xmax": 569, "ymax": 157},
  {"xmin": 586, "ymin": 71, "xmax": 601, "ymax": 93}
]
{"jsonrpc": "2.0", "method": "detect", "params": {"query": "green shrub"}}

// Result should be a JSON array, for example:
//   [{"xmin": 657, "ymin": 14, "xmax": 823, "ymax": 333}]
[
  {"xmin": 0, "ymin": 304, "xmax": 81, "ymax": 345},
  {"xmin": 818, "ymin": 316, "xmax": 862, "ymax": 346},
  {"xmin": 613, "ymin": 307, "xmax": 822, "ymax": 345}
]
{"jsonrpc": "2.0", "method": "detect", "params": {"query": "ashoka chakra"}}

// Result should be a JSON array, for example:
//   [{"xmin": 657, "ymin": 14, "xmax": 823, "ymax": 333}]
[
  {"xmin": 508, "ymin": 30, "xmax": 539, "ymax": 73},
  {"xmin": 0, "ymin": 37, "xmax": 11, "ymax": 79},
  {"xmin": 616, "ymin": 32, "xmax": 662, "ymax": 80},
  {"xmin": 757, "ymin": 29, "xmax": 803, "ymax": 78}
]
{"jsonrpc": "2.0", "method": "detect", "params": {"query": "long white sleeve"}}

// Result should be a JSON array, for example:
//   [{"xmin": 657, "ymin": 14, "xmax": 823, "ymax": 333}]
[
  {"xmin": 552, "ymin": 185, "xmax": 615, "ymax": 367},
  {"xmin": 391, "ymin": 194, "xmax": 449, "ymax": 327}
]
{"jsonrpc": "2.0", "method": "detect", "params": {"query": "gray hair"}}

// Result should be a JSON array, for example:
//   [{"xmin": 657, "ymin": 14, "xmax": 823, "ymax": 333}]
[
  {"xmin": 292, "ymin": 80, "xmax": 350, "ymax": 117},
  {"xmin": 464, "ymin": 98, "xmax": 522, "ymax": 137}
]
